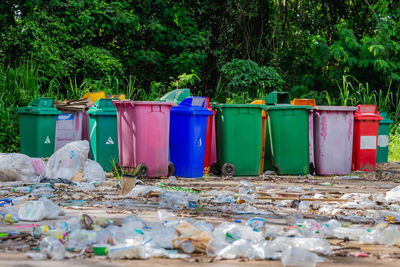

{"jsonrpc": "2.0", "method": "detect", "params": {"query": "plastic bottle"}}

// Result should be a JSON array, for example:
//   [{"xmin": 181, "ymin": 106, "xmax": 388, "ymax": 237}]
[
  {"xmin": 39, "ymin": 236, "xmax": 65, "ymax": 260},
  {"xmin": 33, "ymin": 225, "xmax": 50, "ymax": 238},
  {"xmin": 180, "ymin": 240, "xmax": 195, "ymax": 253},
  {"xmin": 12, "ymin": 186, "xmax": 32, "ymax": 193},
  {"xmin": 1, "ymin": 206, "xmax": 19, "ymax": 224}
]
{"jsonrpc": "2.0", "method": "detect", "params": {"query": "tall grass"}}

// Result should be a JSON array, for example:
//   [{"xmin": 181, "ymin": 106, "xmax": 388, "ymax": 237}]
[{"xmin": 389, "ymin": 125, "xmax": 400, "ymax": 162}]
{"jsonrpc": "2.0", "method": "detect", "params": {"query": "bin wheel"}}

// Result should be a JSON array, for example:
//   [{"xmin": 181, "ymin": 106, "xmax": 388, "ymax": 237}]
[
  {"xmin": 168, "ymin": 162, "xmax": 175, "ymax": 176},
  {"xmin": 222, "ymin": 163, "xmax": 235, "ymax": 177},
  {"xmin": 211, "ymin": 162, "xmax": 221, "ymax": 176},
  {"xmin": 135, "ymin": 164, "xmax": 149, "ymax": 178}
]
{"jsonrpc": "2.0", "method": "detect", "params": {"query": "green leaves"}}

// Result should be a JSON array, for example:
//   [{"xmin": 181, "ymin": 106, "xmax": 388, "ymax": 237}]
[{"xmin": 218, "ymin": 59, "xmax": 285, "ymax": 102}]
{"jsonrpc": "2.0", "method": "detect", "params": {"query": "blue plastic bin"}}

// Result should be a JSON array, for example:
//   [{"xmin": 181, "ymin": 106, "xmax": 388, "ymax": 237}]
[{"xmin": 169, "ymin": 97, "xmax": 213, "ymax": 178}]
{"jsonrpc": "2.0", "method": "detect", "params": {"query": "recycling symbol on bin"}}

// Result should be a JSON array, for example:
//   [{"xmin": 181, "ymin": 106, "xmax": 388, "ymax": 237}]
[{"xmin": 106, "ymin": 137, "xmax": 114, "ymax": 145}]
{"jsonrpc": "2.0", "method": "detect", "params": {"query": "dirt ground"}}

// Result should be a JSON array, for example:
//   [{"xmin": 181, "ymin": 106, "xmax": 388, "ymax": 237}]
[{"xmin": 0, "ymin": 162, "xmax": 400, "ymax": 267}]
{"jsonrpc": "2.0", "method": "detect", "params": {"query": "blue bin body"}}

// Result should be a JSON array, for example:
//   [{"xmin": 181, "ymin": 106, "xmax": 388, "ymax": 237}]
[{"xmin": 169, "ymin": 97, "xmax": 213, "ymax": 178}]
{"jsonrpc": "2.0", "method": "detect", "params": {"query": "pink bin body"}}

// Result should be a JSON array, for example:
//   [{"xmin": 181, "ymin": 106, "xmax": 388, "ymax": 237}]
[
  {"xmin": 210, "ymin": 116, "xmax": 217, "ymax": 166},
  {"xmin": 114, "ymin": 101, "xmax": 174, "ymax": 178},
  {"xmin": 313, "ymin": 106, "xmax": 357, "ymax": 176},
  {"xmin": 308, "ymin": 111, "xmax": 315, "ymax": 173}
]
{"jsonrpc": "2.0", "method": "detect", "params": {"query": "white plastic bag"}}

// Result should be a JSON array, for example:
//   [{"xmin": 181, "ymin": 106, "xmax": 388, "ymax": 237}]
[
  {"xmin": 386, "ymin": 185, "xmax": 400, "ymax": 202},
  {"xmin": 0, "ymin": 153, "xmax": 45, "ymax": 182},
  {"xmin": 18, "ymin": 198, "xmax": 62, "ymax": 221},
  {"xmin": 46, "ymin": 141, "xmax": 89, "ymax": 180},
  {"xmin": 83, "ymin": 159, "xmax": 106, "ymax": 182}
]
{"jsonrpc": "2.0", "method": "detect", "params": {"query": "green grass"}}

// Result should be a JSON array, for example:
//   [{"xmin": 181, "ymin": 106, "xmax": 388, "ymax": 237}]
[{"xmin": 389, "ymin": 124, "xmax": 400, "ymax": 162}]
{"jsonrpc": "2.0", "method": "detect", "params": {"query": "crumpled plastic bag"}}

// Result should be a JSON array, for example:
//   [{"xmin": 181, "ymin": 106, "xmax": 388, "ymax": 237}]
[
  {"xmin": 83, "ymin": 159, "xmax": 106, "ymax": 182},
  {"xmin": 46, "ymin": 141, "xmax": 89, "ymax": 180},
  {"xmin": 386, "ymin": 185, "xmax": 400, "ymax": 202},
  {"xmin": 0, "ymin": 153, "xmax": 46, "ymax": 182},
  {"xmin": 127, "ymin": 185, "xmax": 163, "ymax": 199},
  {"xmin": 18, "ymin": 198, "xmax": 63, "ymax": 221}
]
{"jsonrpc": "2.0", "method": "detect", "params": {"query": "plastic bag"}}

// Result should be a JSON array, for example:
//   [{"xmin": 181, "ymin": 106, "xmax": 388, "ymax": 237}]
[
  {"xmin": 83, "ymin": 159, "xmax": 106, "ymax": 182},
  {"xmin": 18, "ymin": 198, "xmax": 63, "ymax": 221},
  {"xmin": 40, "ymin": 236, "xmax": 65, "ymax": 260},
  {"xmin": 386, "ymin": 185, "xmax": 400, "ymax": 202},
  {"xmin": 46, "ymin": 141, "xmax": 89, "ymax": 180},
  {"xmin": 0, "ymin": 153, "xmax": 45, "ymax": 182},
  {"xmin": 127, "ymin": 185, "xmax": 163, "ymax": 199}
]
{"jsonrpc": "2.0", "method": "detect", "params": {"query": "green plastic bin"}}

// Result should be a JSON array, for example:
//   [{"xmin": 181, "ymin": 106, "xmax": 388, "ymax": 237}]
[
  {"xmin": 377, "ymin": 112, "xmax": 393, "ymax": 163},
  {"xmin": 212, "ymin": 103, "xmax": 265, "ymax": 176},
  {"xmin": 87, "ymin": 99, "xmax": 119, "ymax": 172},
  {"xmin": 16, "ymin": 98, "xmax": 61, "ymax": 157},
  {"xmin": 158, "ymin": 89, "xmax": 190, "ymax": 104},
  {"xmin": 266, "ymin": 104, "xmax": 311, "ymax": 175}
]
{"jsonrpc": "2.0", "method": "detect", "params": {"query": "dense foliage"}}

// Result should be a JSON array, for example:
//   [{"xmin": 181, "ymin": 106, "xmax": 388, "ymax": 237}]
[{"xmin": 0, "ymin": 0, "xmax": 399, "ymax": 159}]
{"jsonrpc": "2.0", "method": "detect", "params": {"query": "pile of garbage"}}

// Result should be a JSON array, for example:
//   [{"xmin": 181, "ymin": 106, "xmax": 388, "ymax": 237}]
[{"xmin": 0, "ymin": 141, "xmax": 105, "ymax": 183}]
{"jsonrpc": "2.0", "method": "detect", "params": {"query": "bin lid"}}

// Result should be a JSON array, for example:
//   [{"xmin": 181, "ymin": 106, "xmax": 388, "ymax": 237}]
[
  {"xmin": 379, "ymin": 112, "xmax": 393, "ymax": 124},
  {"xmin": 158, "ymin": 89, "xmax": 190, "ymax": 104},
  {"xmin": 291, "ymin": 98, "xmax": 316, "ymax": 107},
  {"xmin": 171, "ymin": 97, "xmax": 213, "ymax": 116},
  {"xmin": 265, "ymin": 91, "xmax": 291, "ymax": 105},
  {"xmin": 112, "ymin": 100, "xmax": 176, "ymax": 108},
  {"xmin": 213, "ymin": 103, "xmax": 266, "ymax": 109},
  {"xmin": 354, "ymin": 105, "xmax": 383, "ymax": 121},
  {"xmin": 132, "ymin": 101, "xmax": 176, "ymax": 106},
  {"xmin": 16, "ymin": 97, "xmax": 61, "ymax": 115},
  {"xmin": 266, "ymin": 104, "xmax": 311, "ymax": 111},
  {"xmin": 314, "ymin": 106, "xmax": 357, "ymax": 111},
  {"xmin": 87, "ymin": 98, "xmax": 117, "ymax": 115}
]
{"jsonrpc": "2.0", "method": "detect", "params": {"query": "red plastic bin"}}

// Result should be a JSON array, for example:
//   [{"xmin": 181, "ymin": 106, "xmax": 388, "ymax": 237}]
[
  {"xmin": 203, "ymin": 97, "xmax": 217, "ymax": 176},
  {"xmin": 352, "ymin": 105, "xmax": 383, "ymax": 171}
]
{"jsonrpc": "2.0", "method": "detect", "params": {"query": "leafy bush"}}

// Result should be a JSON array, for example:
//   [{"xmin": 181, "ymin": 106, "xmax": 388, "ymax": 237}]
[{"xmin": 217, "ymin": 59, "xmax": 285, "ymax": 102}]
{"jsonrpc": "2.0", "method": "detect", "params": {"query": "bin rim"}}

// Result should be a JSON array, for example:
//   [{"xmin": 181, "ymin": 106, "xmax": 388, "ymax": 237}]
[
  {"xmin": 354, "ymin": 113, "xmax": 383, "ymax": 121},
  {"xmin": 216, "ymin": 103, "xmax": 266, "ymax": 109},
  {"xmin": 87, "ymin": 108, "xmax": 116, "ymax": 116},
  {"xmin": 266, "ymin": 104, "xmax": 311, "ymax": 110},
  {"xmin": 378, "ymin": 112, "xmax": 394, "ymax": 124},
  {"xmin": 171, "ymin": 105, "xmax": 213, "ymax": 116},
  {"xmin": 314, "ymin": 106, "xmax": 358, "ymax": 111},
  {"xmin": 379, "ymin": 118, "xmax": 393, "ymax": 124},
  {"xmin": 131, "ymin": 101, "xmax": 176, "ymax": 106},
  {"xmin": 16, "ymin": 106, "xmax": 61, "ymax": 115}
]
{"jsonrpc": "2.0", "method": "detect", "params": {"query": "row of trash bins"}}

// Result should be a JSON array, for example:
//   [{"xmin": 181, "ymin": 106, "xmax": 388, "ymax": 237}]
[{"xmin": 17, "ymin": 90, "xmax": 393, "ymax": 178}]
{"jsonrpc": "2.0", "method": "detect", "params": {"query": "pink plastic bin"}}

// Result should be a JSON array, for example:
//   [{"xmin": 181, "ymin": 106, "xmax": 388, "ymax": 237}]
[
  {"xmin": 113, "ymin": 100, "xmax": 174, "ymax": 178},
  {"xmin": 313, "ymin": 106, "xmax": 357, "ymax": 176}
]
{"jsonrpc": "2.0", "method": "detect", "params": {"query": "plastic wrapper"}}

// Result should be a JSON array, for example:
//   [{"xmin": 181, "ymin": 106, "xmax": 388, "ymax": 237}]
[
  {"xmin": 281, "ymin": 246, "xmax": 324, "ymax": 267},
  {"xmin": 67, "ymin": 229, "xmax": 97, "ymax": 251},
  {"xmin": 83, "ymin": 159, "xmax": 106, "ymax": 182},
  {"xmin": 287, "ymin": 237, "xmax": 332, "ymax": 255},
  {"xmin": 46, "ymin": 141, "xmax": 89, "ymax": 180},
  {"xmin": 0, "ymin": 153, "xmax": 45, "ymax": 182},
  {"xmin": 40, "ymin": 236, "xmax": 65, "ymax": 260},
  {"xmin": 159, "ymin": 191, "xmax": 199, "ymax": 209},
  {"xmin": 127, "ymin": 185, "xmax": 162, "ymax": 199}
]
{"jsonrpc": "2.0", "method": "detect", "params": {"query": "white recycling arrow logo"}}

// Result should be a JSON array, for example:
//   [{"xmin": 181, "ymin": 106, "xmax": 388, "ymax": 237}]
[
  {"xmin": 44, "ymin": 136, "xmax": 51, "ymax": 144},
  {"xmin": 106, "ymin": 137, "xmax": 114, "ymax": 145}
]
